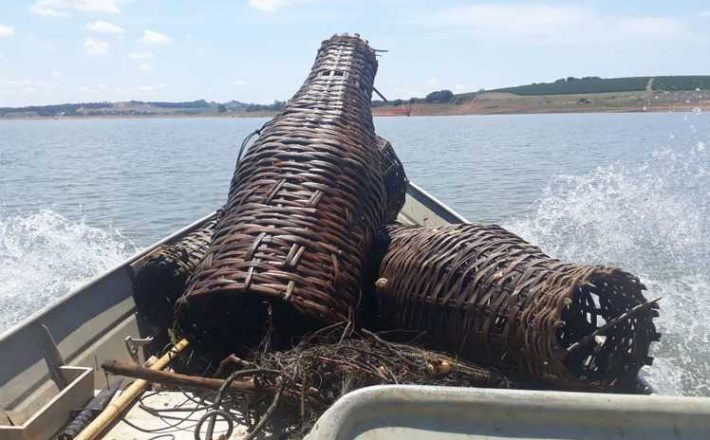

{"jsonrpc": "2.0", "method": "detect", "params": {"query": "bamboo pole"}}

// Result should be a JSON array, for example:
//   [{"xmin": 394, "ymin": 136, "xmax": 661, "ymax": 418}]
[
  {"xmin": 74, "ymin": 338, "xmax": 189, "ymax": 440},
  {"xmin": 102, "ymin": 358, "xmax": 321, "ymax": 400},
  {"xmin": 102, "ymin": 359, "xmax": 258, "ymax": 393}
]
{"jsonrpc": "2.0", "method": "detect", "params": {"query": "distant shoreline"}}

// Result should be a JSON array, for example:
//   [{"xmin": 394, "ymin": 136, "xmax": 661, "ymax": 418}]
[
  {"xmin": 1, "ymin": 90, "xmax": 708, "ymax": 120},
  {"xmin": 3, "ymin": 75, "xmax": 708, "ymax": 120},
  {"xmin": 0, "ymin": 111, "xmax": 278, "ymax": 121},
  {"xmin": 1, "ymin": 107, "xmax": 705, "ymax": 121}
]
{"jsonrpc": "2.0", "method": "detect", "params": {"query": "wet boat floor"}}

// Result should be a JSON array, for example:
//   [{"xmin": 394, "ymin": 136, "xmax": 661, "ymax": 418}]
[{"xmin": 105, "ymin": 391, "xmax": 252, "ymax": 439}]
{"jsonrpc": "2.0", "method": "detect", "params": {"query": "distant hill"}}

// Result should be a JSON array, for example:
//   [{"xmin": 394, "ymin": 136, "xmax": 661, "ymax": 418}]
[
  {"xmin": 490, "ymin": 75, "xmax": 710, "ymax": 96},
  {"xmin": 3, "ymin": 75, "xmax": 709, "ymax": 119},
  {"xmin": 0, "ymin": 99, "xmax": 285, "ymax": 118},
  {"xmin": 371, "ymin": 75, "xmax": 710, "ymax": 117},
  {"xmin": 651, "ymin": 76, "xmax": 710, "ymax": 91}
]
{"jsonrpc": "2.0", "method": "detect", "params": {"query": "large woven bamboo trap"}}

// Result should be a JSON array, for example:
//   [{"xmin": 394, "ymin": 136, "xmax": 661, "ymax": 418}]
[
  {"xmin": 133, "ymin": 217, "xmax": 217, "ymax": 329},
  {"xmin": 175, "ymin": 35, "xmax": 397, "ymax": 351},
  {"xmin": 376, "ymin": 223, "xmax": 660, "ymax": 389}
]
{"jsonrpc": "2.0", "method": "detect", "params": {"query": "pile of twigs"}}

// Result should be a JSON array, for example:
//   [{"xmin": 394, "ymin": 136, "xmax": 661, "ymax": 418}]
[
  {"xmin": 105, "ymin": 325, "xmax": 511, "ymax": 438},
  {"xmin": 222, "ymin": 324, "xmax": 509, "ymax": 436},
  {"xmin": 250, "ymin": 324, "xmax": 508, "ymax": 399}
]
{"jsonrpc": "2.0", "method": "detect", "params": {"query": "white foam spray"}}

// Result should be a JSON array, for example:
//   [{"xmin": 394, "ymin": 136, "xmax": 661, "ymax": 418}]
[
  {"xmin": 507, "ymin": 142, "xmax": 709, "ymax": 396},
  {"xmin": 0, "ymin": 210, "xmax": 135, "ymax": 334}
]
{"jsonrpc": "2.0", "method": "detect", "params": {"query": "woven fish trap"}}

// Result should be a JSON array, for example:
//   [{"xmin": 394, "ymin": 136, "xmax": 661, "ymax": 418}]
[
  {"xmin": 376, "ymin": 136, "xmax": 407, "ymax": 222},
  {"xmin": 176, "ymin": 34, "xmax": 391, "ymax": 351},
  {"xmin": 376, "ymin": 224, "xmax": 660, "ymax": 389},
  {"xmin": 132, "ymin": 218, "xmax": 217, "ymax": 329}
]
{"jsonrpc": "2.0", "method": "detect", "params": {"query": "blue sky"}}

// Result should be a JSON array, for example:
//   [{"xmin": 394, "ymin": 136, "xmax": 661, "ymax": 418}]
[{"xmin": 1, "ymin": 0, "xmax": 709, "ymax": 107}]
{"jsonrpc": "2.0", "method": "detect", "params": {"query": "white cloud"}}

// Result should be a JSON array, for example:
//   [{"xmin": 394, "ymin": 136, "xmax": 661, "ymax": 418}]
[
  {"xmin": 428, "ymin": 4, "xmax": 581, "ymax": 37},
  {"xmin": 31, "ymin": 0, "xmax": 69, "ymax": 16},
  {"xmin": 140, "ymin": 30, "xmax": 171, "ymax": 44},
  {"xmin": 615, "ymin": 17, "xmax": 684, "ymax": 40},
  {"xmin": 427, "ymin": 78, "xmax": 439, "ymax": 86},
  {"xmin": 0, "ymin": 25, "xmax": 15, "ymax": 37},
  {"xmin": 232, "ymin": 79, "xmax": 248, "ymax": 86},
  {"xmin": 424, "ymin": 4, "xmax": 688, "ymax": 44},
  {"xmin": 50, "ymin": 70, "xmax": 64, "ymax": 77},
  {"xmin": 130, "ymin": 51, "xmax": 154, "ymax": 72},
  {"xmin": 700, "ymin": 10, "xmax": 710, "ymax": 18},
  {"xmin": 79, "ymin": 83, "xmax": 109, "ymax": 93},
  {"xmin": 84, "ymin": 37, "xmax": 109, "ymax": 55},
  {"xmin": 248, "ymin": 0, "xmax": 318, "ymax": 13},
  {"xmin": 249, "ymin": 0, "xmax": 286, "ymax": 12},
  {"xmin": 31, "ymin": 0, "xmax": 129, "ymax": 17},
  {"xmin": 86, "ymin": 20, "xmax": 124, "ymax": 34},
  {"xmin": 2, "ymin": 78, "xmax": 53, "ymax": 93},
  {"xmin": 129, "ymin": 51, "xmax": 153, "ymax": 60},
  {"xmin": 4, "ymin": 79, "xmax": 34, "ymax": 88},
  {"xmin": 138, "ymin": 83, "xmax": 165, "ymax": 91}
]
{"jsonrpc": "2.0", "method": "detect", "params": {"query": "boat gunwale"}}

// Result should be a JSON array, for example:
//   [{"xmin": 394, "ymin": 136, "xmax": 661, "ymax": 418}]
[
  {"xmin": 0, "ymin": 211, "xmax": 217, "ymax": 343},
  {"xmin": 407, "ymin": 181, "xmax": 469, "ymax": 223}
]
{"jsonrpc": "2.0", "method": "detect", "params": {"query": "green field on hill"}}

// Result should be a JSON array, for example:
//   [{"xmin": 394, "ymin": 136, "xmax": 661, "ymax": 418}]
[{"xmin": 491, "ymin": 75, "xmax": 710, "ymax": 95}]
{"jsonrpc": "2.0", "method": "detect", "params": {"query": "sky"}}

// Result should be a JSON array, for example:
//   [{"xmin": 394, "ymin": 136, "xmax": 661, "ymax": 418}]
[{"xmin": 1, "ymin": 0, "xmax": 709, "ymax": 107}]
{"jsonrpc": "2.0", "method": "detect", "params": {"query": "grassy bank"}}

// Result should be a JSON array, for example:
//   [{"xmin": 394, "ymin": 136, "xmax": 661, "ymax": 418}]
[{"xmin": 373, "ymin": 89, "xmax": 709, "ymax": 117}]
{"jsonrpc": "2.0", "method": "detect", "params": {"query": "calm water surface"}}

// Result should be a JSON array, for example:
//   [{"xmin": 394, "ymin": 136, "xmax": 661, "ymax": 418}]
[{"xmin": 1, "ymin": 113, "xmax": 708, "ymax": 395}]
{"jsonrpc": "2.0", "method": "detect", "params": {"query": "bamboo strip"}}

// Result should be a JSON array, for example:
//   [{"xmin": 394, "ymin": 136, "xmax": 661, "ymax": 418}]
[{"xmin": 73, "ymin": 338, "xmax": 189, "ymax": 440}]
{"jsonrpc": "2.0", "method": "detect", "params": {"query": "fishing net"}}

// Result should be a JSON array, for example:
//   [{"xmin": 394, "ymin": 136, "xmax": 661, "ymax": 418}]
[
  {"xmin": 376, "ymin": 223, "xmax": 660, "ymax": 389},
  {"xmin": 132, "ymin": 218, "xmax": 217, "ymax": 330},
  {"xmin": 175, "ymin": 34, "xmax": 396, "ymax": 352}
]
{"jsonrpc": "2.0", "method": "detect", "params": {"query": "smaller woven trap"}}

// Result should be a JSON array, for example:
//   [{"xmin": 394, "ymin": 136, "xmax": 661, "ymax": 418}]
[
  {"xmin": 376, "ymin": 224, "xmax": 660, "ymax": 389},
  {"xmin": 377, "ymin": 136, "xmax": 408, "ymax": 222},
  {"xmin": 132, "ymin": 217, "xmax": 217, "ymax": 329}
]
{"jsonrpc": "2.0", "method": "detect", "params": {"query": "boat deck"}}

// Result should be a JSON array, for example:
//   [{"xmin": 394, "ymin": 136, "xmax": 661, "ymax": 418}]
[{"xmin": 104, "ymin": 391, "xmax": 238, "ymax": 440}]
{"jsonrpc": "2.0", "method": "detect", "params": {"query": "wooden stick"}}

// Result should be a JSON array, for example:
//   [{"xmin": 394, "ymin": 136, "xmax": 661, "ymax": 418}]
[
  {"xmin": 102, "ymin": 359, "xmax": 260, "ymax": 393},
  {"xmin": 566, "ymin": 298, "xmax": 661, "ymax": 353},
  {"xmin": 74, "ymin": 338, "xmax": 189, "ymax": 440},
  {"xmin": 102, "ymin": 358, "xmax": 321, "ymax": 400}
]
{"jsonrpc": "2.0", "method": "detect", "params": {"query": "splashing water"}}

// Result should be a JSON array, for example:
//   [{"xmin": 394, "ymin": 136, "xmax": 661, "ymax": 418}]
[
  {"xmin": 507, "ymin": 143, "xmax": 709, "ymax": 396},
  {"xmin": 0, "ymin": 210, "xmax": 136, "ymax": 334}
]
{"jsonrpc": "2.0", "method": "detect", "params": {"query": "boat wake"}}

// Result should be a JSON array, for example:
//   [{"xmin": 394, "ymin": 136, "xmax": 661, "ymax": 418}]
[
  {"xmin": 507, "ymin": 142, "xmax": 709, "ymax": 396},
  {"xmin": 0, "ymin": 210, "xmax": 135, "ymax": 334}
]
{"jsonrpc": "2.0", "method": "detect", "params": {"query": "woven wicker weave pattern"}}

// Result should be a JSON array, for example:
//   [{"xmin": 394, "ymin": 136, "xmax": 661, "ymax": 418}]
[
  {"xmin": 376, "ymin": 136, "xmax": 407, "ymax": 222},
  {"xmin": 377, "ymin": 223, "xmax": 659, "ymax": 388},
  {"xmin": 176, "ymin": 35, "xmax": 390, "ymax": 347},
  {"xmin": 133, "ymin": 218, "xmax": 217, "ymax": 329}
]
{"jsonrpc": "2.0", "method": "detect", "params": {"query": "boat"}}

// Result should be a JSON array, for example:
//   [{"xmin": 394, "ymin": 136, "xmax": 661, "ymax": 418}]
[{"xmin": 1, "ymin": 182, "xmax": 709, "ymax": 440}]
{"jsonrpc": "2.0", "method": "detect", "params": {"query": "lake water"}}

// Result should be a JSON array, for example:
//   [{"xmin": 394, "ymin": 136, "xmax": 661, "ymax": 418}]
[{"xmin": 1, "ymin": 113, "xmax": 708, "ymax": 395}]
